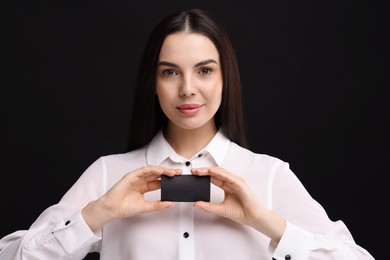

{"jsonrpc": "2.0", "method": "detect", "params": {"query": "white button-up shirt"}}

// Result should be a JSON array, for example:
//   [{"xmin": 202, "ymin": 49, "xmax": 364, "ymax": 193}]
[{"xmin": 0, "ymin": 129, "xmax": 374, "ymax": 259}]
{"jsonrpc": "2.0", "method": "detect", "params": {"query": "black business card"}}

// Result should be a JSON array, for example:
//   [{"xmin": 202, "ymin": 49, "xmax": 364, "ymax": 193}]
[{"xmin": 161, "ymin": 175, "xmax": 210, "ymax": 202}]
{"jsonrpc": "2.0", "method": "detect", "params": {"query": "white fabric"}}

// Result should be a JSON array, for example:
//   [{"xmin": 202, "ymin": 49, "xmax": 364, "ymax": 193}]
[{"xmin": 0, "ymin": 129, "xmax": 374, "ymax": 260}]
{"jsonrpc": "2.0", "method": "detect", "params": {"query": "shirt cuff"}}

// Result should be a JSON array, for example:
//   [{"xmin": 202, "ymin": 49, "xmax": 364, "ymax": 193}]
[
  {"xmin": 51, "ymin": 211, "xmax": 101, "ymax": 254},
  {"xmin": 272, "ymin": 221, "xmax": 314, "ymax": 260}
]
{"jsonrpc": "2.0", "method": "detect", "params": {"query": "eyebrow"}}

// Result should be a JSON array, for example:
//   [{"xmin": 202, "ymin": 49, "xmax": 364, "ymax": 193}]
[{"xmin": 157, "ymin": 59, "xmax": 218, "ymax": 68}]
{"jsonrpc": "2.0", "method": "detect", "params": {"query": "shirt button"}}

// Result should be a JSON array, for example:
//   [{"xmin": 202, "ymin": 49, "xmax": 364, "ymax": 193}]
[
  {"xmin": 285, "ymin": 255, "xmax": 291, "ymax": 260},
  {"xmin": 185, "ymin": 161, "xmax": 191, "ymax": 166},
  {"xmin": 183, "ymin": 232, "xmax": 189, "ymax": 238},
  {"xmin": 65, "ymin": 220, "xmax": 71, "ymax": 226}
]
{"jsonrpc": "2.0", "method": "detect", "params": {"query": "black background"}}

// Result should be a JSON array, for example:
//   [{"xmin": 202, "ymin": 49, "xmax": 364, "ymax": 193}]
[{"xmin": 1, "ymin": 0, "xmax": 388, "ymax": 259}]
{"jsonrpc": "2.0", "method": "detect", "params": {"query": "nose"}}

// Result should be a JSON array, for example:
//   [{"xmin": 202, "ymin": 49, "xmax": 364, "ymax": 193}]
[{"xmin": 179, "ymin": 75, "xmax": 196, "ymax": 97}]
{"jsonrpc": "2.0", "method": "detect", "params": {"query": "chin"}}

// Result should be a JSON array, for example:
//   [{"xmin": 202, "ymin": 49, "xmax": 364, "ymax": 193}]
[{"xmin": 170, "ymin": 119, "xmax": 216, "ymax": 132}]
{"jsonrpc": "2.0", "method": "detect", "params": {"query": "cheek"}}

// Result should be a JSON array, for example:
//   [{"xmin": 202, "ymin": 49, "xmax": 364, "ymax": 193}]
[
  {"xmin": 156, "ymin": 80, "xmax": 176, "ymax": 96},
  {"xmin": 204, "ymin": 86, "xmax": 223, "ymax": 110},
  {"xmin": 210, "ymin": 84, "xmax": 223, "ymax": 100},
  {"xmin": 156, "ymin": 92, "xmax": 168, "ymax": 107},
  {"xmin": 212, "ymin": 76, "xmax": 223, "ymax": 97},
  {"xmin": 156, "ymin": 87, "xmax": 174, "ymax": 111}
]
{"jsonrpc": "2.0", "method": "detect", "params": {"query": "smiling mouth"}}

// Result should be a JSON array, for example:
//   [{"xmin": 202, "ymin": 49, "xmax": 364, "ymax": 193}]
[{"xmin": 176, "ymin": 104, "xmax": 203, "ymax": 116}]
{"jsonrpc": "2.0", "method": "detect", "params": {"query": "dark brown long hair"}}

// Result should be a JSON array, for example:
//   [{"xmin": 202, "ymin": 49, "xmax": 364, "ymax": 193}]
[{"xmin": 127, "ymin": 9, "xmax": 247, "ymax": 151}]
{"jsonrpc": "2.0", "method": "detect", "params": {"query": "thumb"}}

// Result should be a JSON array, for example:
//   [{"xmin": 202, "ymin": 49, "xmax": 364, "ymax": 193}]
[
  {"xmin": 143, "ymin": 201, "xmax": 175, "ymax": 213},
  {"xmin": 194, "ymin": 201, "xmax": 224, "ymax": 217}
]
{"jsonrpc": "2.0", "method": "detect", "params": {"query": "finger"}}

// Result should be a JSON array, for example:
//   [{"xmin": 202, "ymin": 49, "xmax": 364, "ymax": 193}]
[
  {"xmin": 142, "ymin": 201, "xmax": 175, "ymax": 213},
  {"xmin": 193, "ymin": 201, "xmax": 225, "ymax": 217},
  {"xmin": 192, "ymin": 167, "xmax": 233, "ymax": 184},
  {"xmin": 191, "ymin": 168, "xmax": 226, "ymax": 190},
  {"xmin": 193, "ymin": 168, "xmax": 244, "ymax": 193},
  {"xmin": 130, "ymin": 166, "xmax": 181, "ymax": 183},
  {"xmin": 145, "ymin": 166, "xmax": 182, "ymax": 177},
  {"xmin": 144, "ymin": 174, "xmax": 161, "ymax": 182},
  {"xmin": 146, "ymin": 180, "xmax": 161, "ymax": 192},
  {"xmin": 207, "ymin": 168, "xmax": 244, "ymax": 191},
  {"xmin": 134, "ymin": 166, "xmax": 164, "ymax": 178},
  {"xmin": 209, "ymin": 177, "xmax": 226, "ymax": 188},
  {"xmin": 192, "ymin": 167, "xmax": 231, "ymax": 181},
  {"xmin": 142, "ymin": 168, "xmax": 182, "ymax": 182},
  {"xmin": 191, "ymin": 168, "xmax": 210, "ymax": 176},
  {"xmin": 161, "ymin": 168, "xmax": 182, "ymax": 177}
]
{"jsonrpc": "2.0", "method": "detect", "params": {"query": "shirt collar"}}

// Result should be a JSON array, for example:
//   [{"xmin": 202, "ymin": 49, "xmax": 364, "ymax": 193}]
[{"xmin": 146, "ymin": 128, "xmax": 231, "ymax": 166}]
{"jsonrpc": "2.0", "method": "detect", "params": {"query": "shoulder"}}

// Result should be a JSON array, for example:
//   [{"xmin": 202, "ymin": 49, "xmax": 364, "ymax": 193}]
[
  {"xmin": 228, "ymin": 142, "xmax": 286, "ymax": 163},
  {"xmin": 86, "ymin": 146, "xmax": 149, "ymax": 185},
  {"xmin": 226, "ymin": 142, "xmax": 289, "ymax": 169},
  {"xmin": 97, "ymin": 146, "xmax": 147, "ymax": 169}
]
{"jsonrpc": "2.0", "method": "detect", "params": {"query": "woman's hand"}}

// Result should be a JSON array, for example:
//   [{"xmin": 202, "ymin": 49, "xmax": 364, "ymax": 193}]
[
  {"xmin": 82, "ymin": 166, "xmax": 181, "ymax": 232},
  {"xmin": 191, "ymin": 167, "xmax": 285, "ymax": 242}
]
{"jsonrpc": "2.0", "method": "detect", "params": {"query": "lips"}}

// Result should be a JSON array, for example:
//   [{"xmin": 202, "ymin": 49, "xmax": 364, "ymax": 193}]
[{"xmin": 176, "ymin": 103, "xmax": 203, "ymax": 116}]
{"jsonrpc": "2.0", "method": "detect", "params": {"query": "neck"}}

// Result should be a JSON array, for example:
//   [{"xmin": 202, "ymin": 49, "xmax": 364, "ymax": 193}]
[{"xmin": 164, "ymin": 122, "xmax": 218, "ymax": 159}]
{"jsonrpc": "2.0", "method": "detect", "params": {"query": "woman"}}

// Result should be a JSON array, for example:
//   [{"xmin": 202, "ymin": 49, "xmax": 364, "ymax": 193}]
[{"xmin": 0, "ymin": 8, "xmax": 374, "ymax": 260}]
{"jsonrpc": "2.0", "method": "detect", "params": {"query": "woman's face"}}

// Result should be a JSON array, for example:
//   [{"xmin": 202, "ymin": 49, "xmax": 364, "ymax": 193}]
[{"xmin": 156, "ymin": 32, "xmax": 223, "ymax": 132}]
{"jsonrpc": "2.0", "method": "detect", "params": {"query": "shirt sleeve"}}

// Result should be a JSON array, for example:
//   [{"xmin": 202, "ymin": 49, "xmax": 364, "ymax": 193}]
[
  {"xmin": 269, "ymin": 162, "xmax": 375, "ymax": 260},
  {"xmin": 0, "ymin": 158, "xmax": 106, "ymax": 260}
]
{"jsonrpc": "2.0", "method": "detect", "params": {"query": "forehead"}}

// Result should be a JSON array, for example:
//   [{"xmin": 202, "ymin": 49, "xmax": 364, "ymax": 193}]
[{"xmin": 158, "ymin": 32, "xmax": 219, "ymax": 63}]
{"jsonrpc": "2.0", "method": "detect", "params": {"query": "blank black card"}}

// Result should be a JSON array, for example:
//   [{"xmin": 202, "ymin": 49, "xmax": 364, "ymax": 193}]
[{"xmin": 161, "ymin": 175, "xmax": 210, "ymax": 202}]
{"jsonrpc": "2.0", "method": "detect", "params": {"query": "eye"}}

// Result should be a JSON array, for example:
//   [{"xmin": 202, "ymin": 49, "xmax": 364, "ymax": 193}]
[
  {"xmin": 199, "ymin": 67, "xmax": 213, "ymax": 76},
  {"xmin": 162, "ymin": 69, "xmax": 177, "ymax": 77}
]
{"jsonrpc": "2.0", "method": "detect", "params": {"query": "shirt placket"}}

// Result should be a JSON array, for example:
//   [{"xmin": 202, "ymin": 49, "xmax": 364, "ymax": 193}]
[
  {"xmin": 178, "ymin": 202, "xmax": 195, "ymax": 260},
  {"xmin": 178, "ymin": 156, "xmax": 198, "ymax": 260}
]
